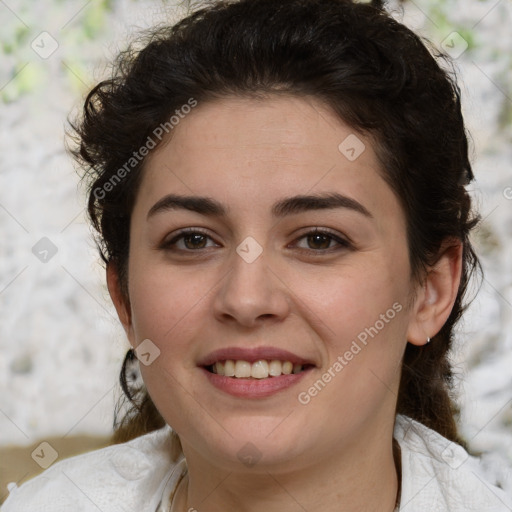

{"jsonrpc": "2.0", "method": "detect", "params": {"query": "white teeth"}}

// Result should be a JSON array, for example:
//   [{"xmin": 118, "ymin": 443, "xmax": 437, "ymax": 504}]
[
  {"xmin": 214, "ymin": 362, "xmax": 225, "ymax": 376},
  {"xmin": 210, "ymin": 359, "xmax": 305, "ymax": 378},
  {"xmin": 224, "ymin": 360, "xmax": 235, "ymax": 377},
  {"xmin": 282, "ymin": 361, "xmax": 293, "ymax": 375},
  {"xmin": 251, "ymin": 360, "xmax": 269, "ymax": 379},
  {"xmin": 268, "ymin": 360, "xmax": 282, "ymax": 377},
  {"xmin": 235, "ymin": 360, "xmax": 252, "ymax": 378}
]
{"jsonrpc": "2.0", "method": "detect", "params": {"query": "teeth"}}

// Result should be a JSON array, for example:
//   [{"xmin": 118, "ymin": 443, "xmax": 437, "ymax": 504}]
[
  {"xmin": 210, "ymin": 359, "xmax": 305, "ymax": 378},
  {"xmin": 235, "ymin": 360, "xmax": 251, "ymax": 378},
  {"xmin": 268, "ymin": 360, "xmax": 282, "ymax": 377},
  {"xmin": 282, "ymin": 361, "xmax": 293, "ymax": 375},
  {"xmin": 224, "ymin": 360, "xmax": 235, "ymax": 377},
  {"xmin": 251, "ymin": 360, "xmax": 269, "ymax": 379},
  {"xmin": 214, "ymin": 362, "xmax": 225, "ymax": 376}
]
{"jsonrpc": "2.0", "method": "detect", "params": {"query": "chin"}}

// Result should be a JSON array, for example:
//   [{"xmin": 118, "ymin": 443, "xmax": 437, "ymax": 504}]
[{"xmin": 182, "ymin": 421, "xmax": 314, "ymax": 472}]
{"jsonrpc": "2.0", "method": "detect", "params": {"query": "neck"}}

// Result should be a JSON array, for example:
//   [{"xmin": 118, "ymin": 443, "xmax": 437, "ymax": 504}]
[{"xmin": 176, "ymin": 422, "xmax": 400, "ymax": 512}]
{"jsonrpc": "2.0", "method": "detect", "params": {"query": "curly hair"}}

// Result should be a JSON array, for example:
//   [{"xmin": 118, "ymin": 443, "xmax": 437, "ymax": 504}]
[{"xmin": 70, "ymin": 0, "xmax": 481, "ymax": 446}]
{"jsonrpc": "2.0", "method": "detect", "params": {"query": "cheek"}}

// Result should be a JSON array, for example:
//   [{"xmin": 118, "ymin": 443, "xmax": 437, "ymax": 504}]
[
  {"xmin": 294, "ymin": 272, "xmax": 409, "ymax": 422},
  {"xmin": 127, "ymin": 258, "xmax": 204, "ymax": 351},
  {"xmin": 127, "ymin": 263, "xmax": 207, "ymax": 414},
  {"xmin": 295, "ymin": 259, "xmax": 411, "ymax": 407},
  {"xmin": 299, "ymin": 259, "xmax": 409, "ymax": 343}
]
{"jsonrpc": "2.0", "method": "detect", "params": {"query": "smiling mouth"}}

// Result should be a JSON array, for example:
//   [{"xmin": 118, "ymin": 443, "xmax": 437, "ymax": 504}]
[{"xmin": 204, "ymin": 359, "xmax": 315, "ymax": 379}]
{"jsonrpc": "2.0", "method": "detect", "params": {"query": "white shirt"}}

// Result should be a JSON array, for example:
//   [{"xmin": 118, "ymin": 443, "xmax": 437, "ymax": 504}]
[{"xmin": 2, "ymin": 415, "xmax": 511, "ymax": 511}]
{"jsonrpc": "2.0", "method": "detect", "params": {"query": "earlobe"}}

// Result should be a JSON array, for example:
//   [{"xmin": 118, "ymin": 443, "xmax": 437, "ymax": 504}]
[
  {"xmin": 407, "ymin": 240, "xmax": 463, "ymax": 346},
  {"xmin": 106, "ymin": 263, "xmax": 134, "ymax": 343}
]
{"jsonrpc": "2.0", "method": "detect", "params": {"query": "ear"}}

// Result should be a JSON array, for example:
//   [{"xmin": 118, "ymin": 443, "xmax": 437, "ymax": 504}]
[
  {"xmin": 106, "ymin": 263, "xmax": 135, "ymax": 347},
  {"xmin": 406, "ymin": 239, "xmax": 463, "ymax": 346}
]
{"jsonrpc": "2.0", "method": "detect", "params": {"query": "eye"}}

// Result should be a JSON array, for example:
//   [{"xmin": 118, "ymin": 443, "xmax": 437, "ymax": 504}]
[
  {"xmin": 292, "ymin": 228, "xmax": 352, "ymax": 253},
  {"xmin": 161, "ymin": 228, "xmax": 218, "ymax": 251},
  {"xmin": 160, "ymin": 227, "xmax": 352, "ymax": 254}
]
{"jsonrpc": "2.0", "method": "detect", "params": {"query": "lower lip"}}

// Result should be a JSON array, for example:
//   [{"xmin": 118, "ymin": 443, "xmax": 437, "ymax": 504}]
[{"xmin": 200, "ymin": 367, "xmax": 313, "ymax": 398}]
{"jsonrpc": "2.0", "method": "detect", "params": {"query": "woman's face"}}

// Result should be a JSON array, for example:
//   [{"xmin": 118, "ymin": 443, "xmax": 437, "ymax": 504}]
[{"xmin": 117, "ymin": 95, "xmax": 424, "ymax": 472}]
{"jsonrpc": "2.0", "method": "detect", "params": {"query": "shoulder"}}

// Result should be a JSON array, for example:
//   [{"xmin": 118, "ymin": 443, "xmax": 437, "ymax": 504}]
[
  {"xmin": 1, "ymin": 425, "xmax": 177, "ymax": 512},
  {"xmin": 394, "ymin": 415, "xmax": 512, "ymax": 511}
]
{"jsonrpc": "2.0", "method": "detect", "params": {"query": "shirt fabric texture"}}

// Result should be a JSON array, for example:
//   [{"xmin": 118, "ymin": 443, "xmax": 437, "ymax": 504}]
[{"xmin": 2, "ymin": 415, "xmax": 511, "ymax": 511}]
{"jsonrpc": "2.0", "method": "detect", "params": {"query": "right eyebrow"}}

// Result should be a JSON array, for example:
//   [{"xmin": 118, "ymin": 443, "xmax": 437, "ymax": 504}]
[{"xmin": 147, "ymin": 194, "xmax": 228, "ymax": 220}]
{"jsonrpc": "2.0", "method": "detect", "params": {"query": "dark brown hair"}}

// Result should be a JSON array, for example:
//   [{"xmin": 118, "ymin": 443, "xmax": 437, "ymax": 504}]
[{"xmin": 70, "ymin": 0, "xmax": 480, "ymax": 446}]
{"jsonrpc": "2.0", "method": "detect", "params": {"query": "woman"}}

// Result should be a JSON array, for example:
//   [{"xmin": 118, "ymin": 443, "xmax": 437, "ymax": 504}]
[{"xmin": 2, "ymin": 0, "xmax": 511, "ymax": 510}]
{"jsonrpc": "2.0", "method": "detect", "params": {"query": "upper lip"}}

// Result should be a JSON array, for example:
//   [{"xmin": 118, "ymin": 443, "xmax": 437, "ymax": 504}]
[{"xmin": 198, "ymin": 346, "xmax": 317, "ymax": 367}]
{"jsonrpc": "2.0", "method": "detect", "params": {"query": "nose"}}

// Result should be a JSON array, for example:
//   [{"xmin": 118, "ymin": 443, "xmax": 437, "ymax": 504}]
[{"xmin": 212, "ymin": 246, "xmax": 291, "ymax": 328}]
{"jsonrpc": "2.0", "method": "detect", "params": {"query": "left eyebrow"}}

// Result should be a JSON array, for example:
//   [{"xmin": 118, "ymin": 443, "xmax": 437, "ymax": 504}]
[
  {"xmin": 146, "ymin": 192, "xmax": 373, "ymax": 220},
  {"xmin": 272, "ymin": 192, "xmax": 373, "ymax": 218}
]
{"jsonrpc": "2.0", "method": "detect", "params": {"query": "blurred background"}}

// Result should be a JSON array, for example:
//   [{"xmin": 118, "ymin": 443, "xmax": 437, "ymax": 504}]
[{"xmin": 0, "ymin": 0, "xmax": 511, "ymax": 502}]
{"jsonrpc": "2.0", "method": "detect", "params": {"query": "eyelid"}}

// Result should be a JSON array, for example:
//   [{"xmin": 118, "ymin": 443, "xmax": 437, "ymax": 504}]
[
  {"xmin": 292, "ymin": 226, "xmax": 352, "ymax": 243},
  {"xmin": 289, "ymin": 227, "xmax": 353, "ymax": 251},
  {"xmin": 160, "ymin": 227, "xmax": 217, "ymax": 249}
]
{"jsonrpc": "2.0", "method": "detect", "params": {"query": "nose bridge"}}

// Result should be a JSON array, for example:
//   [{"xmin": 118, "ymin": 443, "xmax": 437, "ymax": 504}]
[{"xmin": 213, "ymin": 238, "xmax": 289, "ymax": 326}]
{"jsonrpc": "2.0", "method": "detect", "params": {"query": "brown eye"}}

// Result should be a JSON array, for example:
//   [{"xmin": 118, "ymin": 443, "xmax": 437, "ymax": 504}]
[
  {"xmin": 182, "ymin": 233, "xmax": 208, "ymax": 249},
  {"xmin": 161, "ymin": 228, "xmax": 218, "ymax": 252},
  {"xmin": 293, "ymin": 228, "xmax": 352, "ymax": 253},
  {"xmin": 306, "ymin": 233, "xmax": 332, "ymax": 250}
]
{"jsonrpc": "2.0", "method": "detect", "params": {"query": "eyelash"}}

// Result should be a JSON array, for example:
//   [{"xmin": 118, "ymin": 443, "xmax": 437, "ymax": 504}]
[{"xmin": 161, "ymin": 227, "xmax": 352, "ymax": 255}]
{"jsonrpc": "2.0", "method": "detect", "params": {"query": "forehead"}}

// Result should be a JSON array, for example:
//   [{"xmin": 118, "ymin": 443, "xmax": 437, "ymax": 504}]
[
  {"xmin": 151, "ymin": 95, "xmax": 369, "ymax": 169},
  {"xmin": 136, "ymin": 94, "xmax": 401, "ymax": 225}
]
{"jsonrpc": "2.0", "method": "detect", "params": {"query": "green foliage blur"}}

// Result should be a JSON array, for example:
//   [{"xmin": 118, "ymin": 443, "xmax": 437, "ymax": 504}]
[
  {"xmin": 1, "ymin": 0, "xmax": 113, "ymax": 102},
  {"xmin": 0, "ymin": 0, "xmax": 510, "ymax": 135}
]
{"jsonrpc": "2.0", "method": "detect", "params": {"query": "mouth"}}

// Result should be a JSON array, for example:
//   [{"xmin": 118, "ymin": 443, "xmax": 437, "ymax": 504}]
[
  {"xmin": 198, "ymin": 346, "xmax": 317, "ymax": 397},
  {"xmin": 204, "ymin": 359, "xmax": 316, "ymax": 379}
]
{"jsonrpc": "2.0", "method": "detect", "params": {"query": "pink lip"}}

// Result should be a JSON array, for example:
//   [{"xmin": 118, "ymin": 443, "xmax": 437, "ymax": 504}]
[
  {"xmin": 197, "ymin": 346, "xmax": 316, "ymax": 367},
  {"xmin": 200, "ymin": 366, "xmax": 313, "ymax": 398}
]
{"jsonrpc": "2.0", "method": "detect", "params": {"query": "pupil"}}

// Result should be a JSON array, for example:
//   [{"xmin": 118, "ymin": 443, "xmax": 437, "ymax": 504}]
[
  {"xmin": 308, "ymin": 234, "xmax": 329, "ymax": 249},
  {"xmin": 185, "ymin": 234, "xmax": 206, "ymax": 249}
]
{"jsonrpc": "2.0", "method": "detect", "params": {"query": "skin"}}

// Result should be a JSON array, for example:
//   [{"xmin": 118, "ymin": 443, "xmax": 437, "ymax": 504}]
[{"xmin": 107, "ymin": 94, "xmax": 462, "ymax": 512}]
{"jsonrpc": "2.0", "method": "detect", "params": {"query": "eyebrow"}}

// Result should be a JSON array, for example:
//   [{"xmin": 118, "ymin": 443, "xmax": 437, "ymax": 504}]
[{"xmin": 146, "ymin": 192, "xmax": 373, "ymax": 220}]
